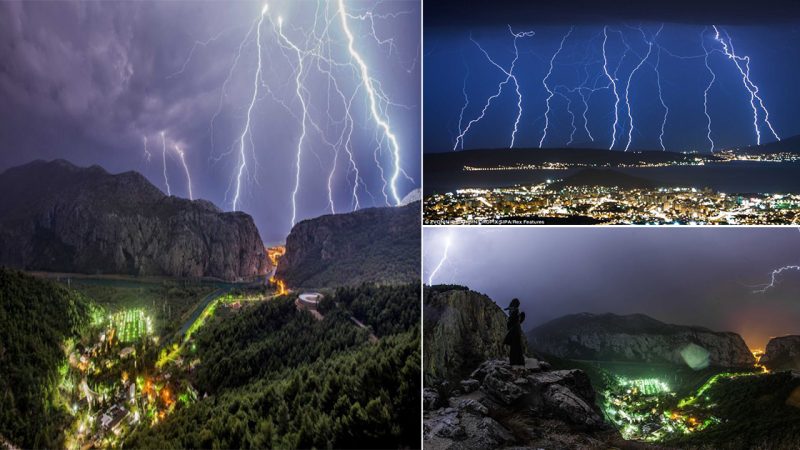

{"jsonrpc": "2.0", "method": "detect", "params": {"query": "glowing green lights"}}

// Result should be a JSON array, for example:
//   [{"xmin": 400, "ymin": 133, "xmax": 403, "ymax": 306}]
[
  {"xmin": 620, "ymin": 377, "xmax": 671, "ymax": 395},
  {"xmin": 110, "ymin": 309, "xmax": 152, "ymax": 343},
  {"xmin": 604, "ymin": 371, "xmax": 764, "ymax": 442}
]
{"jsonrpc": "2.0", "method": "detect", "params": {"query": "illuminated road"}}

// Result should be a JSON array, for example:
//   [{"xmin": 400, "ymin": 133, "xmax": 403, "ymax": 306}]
[{"xmin": 177, "ymin": 288, "xmax": 229, "ymax": 337}]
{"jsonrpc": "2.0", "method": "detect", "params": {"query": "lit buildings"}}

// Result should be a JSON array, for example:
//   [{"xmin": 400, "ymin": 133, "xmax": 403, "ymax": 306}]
[{"xmin": 424, "ymin": 183, "xmax": 800, "ymax": 225}]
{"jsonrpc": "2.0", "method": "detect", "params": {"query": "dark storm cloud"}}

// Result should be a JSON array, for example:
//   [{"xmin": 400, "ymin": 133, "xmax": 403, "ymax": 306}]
[
  {"xmin": 0, "ymin": 1, "xmax": 225, "ymax": 164},
  {"xmin": 425, "ymin": 0, "xmax": 800, "ymax": 28},
  {"xmin": 424, "ymin": 227, "xmax": 800, "ymax": 349}
]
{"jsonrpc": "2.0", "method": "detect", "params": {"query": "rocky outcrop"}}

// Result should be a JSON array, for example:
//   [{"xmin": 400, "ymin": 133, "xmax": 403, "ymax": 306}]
[
  {"xmin": 424, "ymin": 358, "xmax": 620, "ymax": 450},
  {"xmin": 761, "ymin": 335, "xmax": 800, "ymax": 371},
  {"xmin": 275, "ymin": 202, "xmax": 419, "ymax": 288},
  {"xmin": 424, "ymin": 286, "xmax": 511, "ymax": 384},
  {"xmin": 399, "ymin": 188, "xmax": 421, "ymax": 206},
  {"xmin": 0, "ymin": 160, "xmax": 267, "ymax": 281},
  {"xmin": 528, "ymin": 313, "xmax": 755, "ymax": 369}
]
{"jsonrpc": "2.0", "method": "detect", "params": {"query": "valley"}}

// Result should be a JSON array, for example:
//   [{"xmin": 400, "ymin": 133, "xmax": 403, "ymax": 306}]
[
  {"xmin": 47, "ymin": 277, "xmax": 280, "ymax": 449},
  {"xmin": 0, "ymin": 160, "xmax": 422, "ymax": 449},
  {"xmin": 423, "ymin": 285, "xmax": 800, "ymax": 449}
]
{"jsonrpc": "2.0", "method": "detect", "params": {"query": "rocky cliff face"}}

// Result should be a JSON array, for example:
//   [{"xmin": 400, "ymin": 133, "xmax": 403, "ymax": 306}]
[
  {"xmin": 424, "ymin": 359, "xmax": 622, "ymax": 450},
  {"xmin": 0, "ymin": 160, "xmax": 267, "ymax": 281},
  {"xmin": 275, "ymin": 202, "xmax": 419, "ymax": 288},
  {"xmin": 423, "ymin": 286, "xmax": 511, "ymax": 384},
  {"xmin": 761, "ymin": 335, "xmax": 800, "ymax": 371},
  {"xmin": 528, "ymin": 313, "xmax": 755, "ymax": 368}
]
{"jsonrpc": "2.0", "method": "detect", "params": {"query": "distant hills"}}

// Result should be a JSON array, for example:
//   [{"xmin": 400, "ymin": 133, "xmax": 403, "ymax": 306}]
[
  {"xmin": 425, "ymin": 146, "xmax": 711, "ymax": 173},
  {"xmin": 734, "ymin": 134, "xmax": 800, "ymax": 154},
  {"xmin": 423, "ymin": 146, "xmax": 708, "ymax": 193},
  {"xmin": 528, "ymin": 312, "xmax": 755, "ymax": 368},
  {"xmin": 426, "ymin": 135, "xmax": 800, "ymax": 175},
  {"xmin": 0, "ymin": 160, "xmax": 267, "ymax": 281},
  {"xmin": 275, "ymin": 202, "xmax": 420, "ymax": 288},
  {"xmin": 549, "ymin": 168, "xmax": 656, "ymax": 190}
]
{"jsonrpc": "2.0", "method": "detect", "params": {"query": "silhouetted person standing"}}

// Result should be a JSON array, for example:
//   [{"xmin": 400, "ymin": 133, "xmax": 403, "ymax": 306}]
[{"xmin": 503, "ymin": 298, "xmax": 526, "ymax": 365}]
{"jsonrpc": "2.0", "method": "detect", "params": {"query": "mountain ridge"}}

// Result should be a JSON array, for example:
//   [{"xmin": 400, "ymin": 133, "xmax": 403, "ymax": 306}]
[
  {"xmin": 0, "ymin": 159, "xmax": 267, "ymax": 281},
  {"xmin": 761, "ymin": 335, "xmax": 800, "ymax": 371},
  {"xmin": 275, "ymin": 202, "xmax": 420, "ymax": 288},
  {"xmin": 549, "ymin": 168, "xmax": 657, "ymax": 190},
  {"xmin": 734, "ymin": 134, "xmax": 800, "ymax": 154},
  {"xmin": 527, "ymin": 312, "xmax": 755, "ymax": 368}
]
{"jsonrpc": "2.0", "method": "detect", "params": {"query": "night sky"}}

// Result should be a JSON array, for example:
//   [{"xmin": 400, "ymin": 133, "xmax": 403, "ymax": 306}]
[
  {"xmin": 424, "ymin": 0, "xmax": 800, "ymax": 153},
  {"xmin": 0, "ymin": 1, "xmax": 420, "ymax": 244},
  {"xmin": 424, "ymin": 227, "xmax": 800, "ymax": 350}
]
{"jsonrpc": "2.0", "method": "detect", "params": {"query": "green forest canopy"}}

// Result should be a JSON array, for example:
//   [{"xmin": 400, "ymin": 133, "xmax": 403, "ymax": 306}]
[
  {"xmin": 126, "ymin": 283, "xmax": 421, "ymax": 449},
  {"xmin": 0, "ymin": 268, "xmax": 93, "ymax": 449}
]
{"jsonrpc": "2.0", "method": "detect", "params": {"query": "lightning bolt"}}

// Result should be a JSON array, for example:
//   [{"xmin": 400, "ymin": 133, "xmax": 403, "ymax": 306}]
[
  {"xmin": 276, "ymin": 16, "xmax": 309, "ymax": 227},
  {"xmin": 427, "ymin": 236, "xmax": 451, "ymax": 286},
  {"xmin": 602, "ymin": 26, "xmax": 621, "ymax": 150},
  {"xmin": 173, "ymin": 144, "xmax": 194, "ymax": 200},
  {"xmin": 160, "ymin": 131, "xmax": 171, "ymax": 196},
  {"xmin": 343, "ymin": 91, "xmax": 362, "ymax": 211},
  {"xmin": 455, "ymin": 62, "xmax": 470, "ymax": 150},
  {"xmin": 701, "ymin": 27, "xmax": 716, "ymax": 152},
  {"xmin": 142, "ymin": 135, "xmax": 152, "ymax": 162},
  {"xmin": 653, "ymin": 47, "xmax": 669, "ymax": 151},
  {"xmin": 623, "ymin": 28, "xmax": 652, "ymax": 152},
  {"xmin": 270, "ymin": 1, "xmax": 367, "ymax": 215},
  {"xmin": 338, "ymin": 0, "xmax": 404, "ymax": 205},
  {"xmin": 554, "ymin": 77, "xmax": 609, "ymax": 144},
  {"xmin": 446, "ymin": 24, "xmax": 780, "ymax": 154},
  {"xmin": 572, "ymin": 32, "xmax": 615, "ymax": 144},
  {"xmin": 166, "ymin": 1, "xmax": 416, "ymax": 231},
  {"xmin": 754, "ymin": 265, "xmax": 800, "ymax": 294},
  {"xmin": 454, "ymin": 27, "xmax": 533, "ymax": 150},
  {"xmin": 754, "ymin": 228, "xmax": 800, "ymax": 294},
  {"xmin": 453, "ymin": 38, "xmax": 511, "ymax": 150},
  {"xmin": 231, "ymin": 4, "xmax": 268, "ymax": 212},
  {"xmin": 576, "ymin": 85, "xmax": 596, "ymax": 142},
  {"xmin": 209, "ymin": 20, "xmax": 258, "ymax": 161},
  {"xmin": 712, "ymin": 25, "xmax": 780, "ymax": 145},
  {"xmin": 166, "ymin": 28, "xmax": 230, "ymax": 79},
  {"xmin": 554, "ymin": 91, "xmax": 576, "ymax": 146},
  {"xmin": 507, "ymin": 26, "xmax": 534, "ymax": 148},
  {"xmin": 540, "ymin": 27, "xmax": 573, "ymax": 148},
  {"xmin": 653, "ymin": 25, "xmax": 720, "ymax": 151}
]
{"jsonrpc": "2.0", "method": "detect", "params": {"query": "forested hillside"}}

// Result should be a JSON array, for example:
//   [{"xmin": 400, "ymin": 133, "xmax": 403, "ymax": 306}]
[
  {"xmin": 125, "ymin": 283, "xmax": 421, "ymax": 449},
  {"xmin": 320, "ymin": 283, "xmax": 420, "ymax": 336},
  {"xmin": 193, "ymin": 296, "xmax": 370, "ymax": 393},
  {"xmin": 0, "ymin": 268, "xmax": 94, "ymax": 449}
]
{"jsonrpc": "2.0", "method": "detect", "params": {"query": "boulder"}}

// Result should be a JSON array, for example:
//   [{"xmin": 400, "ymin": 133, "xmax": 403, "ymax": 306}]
[
  {"xmin": 460, "ymin": 379, "xmax": 480, "ymax": 394},
  {"xmin": 424, "ymin": 358, "xmax": 611, "ymax": 449},
  {"xmin": 543, "ymin": 384, "xmax": 603, "ymax": 427},
  {"xmin": 424, "ymin": 403, "xmax": 514, "ymax": 450},
  {"xmin": 424, "ymin": 388, "xmax": 441, "ymax": 411}
]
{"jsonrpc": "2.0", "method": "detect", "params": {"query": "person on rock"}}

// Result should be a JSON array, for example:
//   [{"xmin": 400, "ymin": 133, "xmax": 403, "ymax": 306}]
[{"xmin": 503, "ymin": 298, "xmax": 526, "ymax": 366}]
